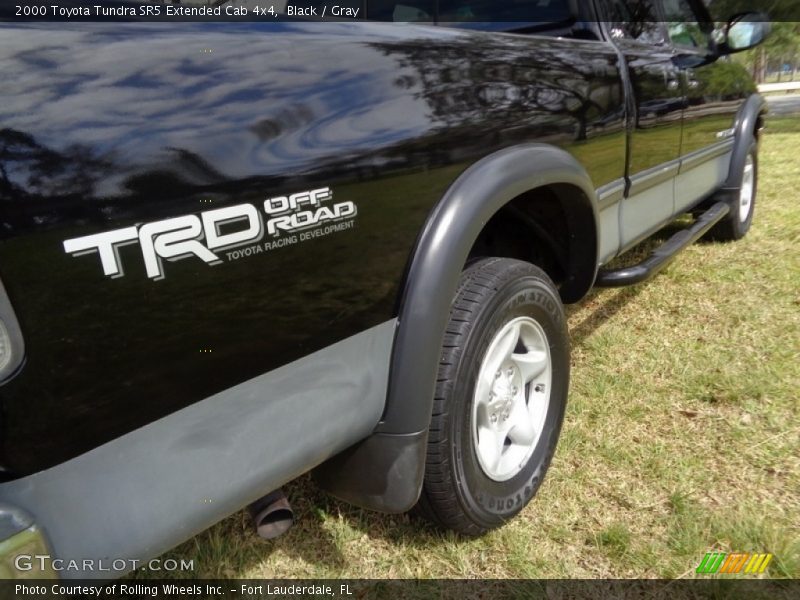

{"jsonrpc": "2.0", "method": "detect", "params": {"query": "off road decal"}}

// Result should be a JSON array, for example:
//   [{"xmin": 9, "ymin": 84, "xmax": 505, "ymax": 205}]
[{"xmin": 62, "ymin": 187, "xmax": 357, "ymax": 280}]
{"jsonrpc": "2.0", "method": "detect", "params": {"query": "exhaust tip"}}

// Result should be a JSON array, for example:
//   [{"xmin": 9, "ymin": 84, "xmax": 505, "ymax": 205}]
[{"xmin": 248, "ymin": 489, "xmax": 293, "ymax": 540}]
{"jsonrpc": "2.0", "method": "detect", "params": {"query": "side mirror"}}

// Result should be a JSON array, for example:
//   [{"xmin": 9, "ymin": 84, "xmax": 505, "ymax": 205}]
[{"xmin": 721, "ymin": 13, "xmax": 771, "ymax": 54}]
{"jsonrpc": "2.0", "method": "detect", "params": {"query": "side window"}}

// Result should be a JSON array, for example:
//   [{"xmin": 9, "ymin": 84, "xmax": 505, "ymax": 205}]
[
  {"xmin": 660, "ymin": 0, "xmax": 711, "ymax": 49},
  {"xmin": 605, "ymin": 0, "xmax": 665, "ymax": 45}
]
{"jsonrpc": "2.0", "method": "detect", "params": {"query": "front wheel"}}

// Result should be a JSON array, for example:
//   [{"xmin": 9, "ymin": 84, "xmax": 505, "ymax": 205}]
[{"xmin": 415, "ymin": 258, "xmax": 569, "ymax": 535}]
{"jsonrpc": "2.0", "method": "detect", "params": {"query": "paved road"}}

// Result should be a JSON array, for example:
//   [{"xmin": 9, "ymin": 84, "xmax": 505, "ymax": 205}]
[{"xmin": 765, "ymin": 94, "xmax": 800, "ymax": 116}]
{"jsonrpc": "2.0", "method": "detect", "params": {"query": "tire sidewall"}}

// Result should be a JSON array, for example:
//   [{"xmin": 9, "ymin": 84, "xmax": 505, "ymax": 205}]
[{"xmin": 449, "ymin": 270, "xmax": 568, "ymax": 528}]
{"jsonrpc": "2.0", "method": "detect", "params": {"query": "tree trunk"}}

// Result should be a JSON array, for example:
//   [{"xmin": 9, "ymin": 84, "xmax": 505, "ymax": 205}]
[{"xmin": 753, "ymin": 49, "xmax": 766, "ymax": 84}]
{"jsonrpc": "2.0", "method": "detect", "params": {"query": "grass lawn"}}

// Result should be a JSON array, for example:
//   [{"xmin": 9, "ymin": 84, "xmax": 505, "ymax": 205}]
[{"xmin": 143, "ymin": 118, "xmax": 799, "ymax": 580}]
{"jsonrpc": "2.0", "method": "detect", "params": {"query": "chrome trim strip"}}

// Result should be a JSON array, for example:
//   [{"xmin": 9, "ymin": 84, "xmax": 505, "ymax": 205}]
[
  {"xmin": 628, "ymin": 160, "xmax": 681, "ymax": 197},
  {"xmin": 679, "ymin": 140, "xmax": 735, "ymax": 173},
  {"xmin": 596, "ymin": 178, "xmax": 626, "ymax": 210}
]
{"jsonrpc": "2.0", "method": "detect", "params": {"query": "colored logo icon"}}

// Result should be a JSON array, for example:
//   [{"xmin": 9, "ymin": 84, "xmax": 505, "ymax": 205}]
[{"xmin": 696, "ymin": 552, "xmax": 773, "ymax": 574}]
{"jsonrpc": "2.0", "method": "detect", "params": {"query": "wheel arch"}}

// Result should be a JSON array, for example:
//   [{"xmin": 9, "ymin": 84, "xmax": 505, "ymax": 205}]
[
  {"xmin": 314, "ymin": 144, "xmax": 598, "ymax": 511},
  {"xmin": 314, "ymin": 144, "xmax": 599, "ymax": 514},
  {"xmin": 724, "ymin": 93, "xmax": 767, "ymax": 191},
  {"xmin": 383, "ymin": 144, "xmax": 598, "ymax": 435}
]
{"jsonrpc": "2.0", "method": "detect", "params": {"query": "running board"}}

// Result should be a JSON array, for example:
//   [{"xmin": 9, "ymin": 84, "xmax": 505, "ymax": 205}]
[{"xmin": 595, "ymin": 202, "xmax": 730, "ymax": 287}]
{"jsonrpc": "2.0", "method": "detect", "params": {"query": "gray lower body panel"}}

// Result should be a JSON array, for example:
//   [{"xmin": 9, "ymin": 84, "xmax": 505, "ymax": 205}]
[
  {"xmin": 675, "ymin": 145, "xmax": 733, "ymax": 214},
  {"xmin": 0, "ymin": 319, "xmax": 396, "ymax": 579}
]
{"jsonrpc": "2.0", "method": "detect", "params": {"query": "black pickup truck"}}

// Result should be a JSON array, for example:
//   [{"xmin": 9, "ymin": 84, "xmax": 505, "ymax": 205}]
[{"xmin": 0, "ymin": 0, "xmax": 769, "ymax": 579}]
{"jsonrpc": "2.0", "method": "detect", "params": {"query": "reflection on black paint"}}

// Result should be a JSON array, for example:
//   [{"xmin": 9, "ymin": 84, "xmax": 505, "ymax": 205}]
[{"xmin": 0, "ymin": 23, "xmax": 631, "ymax": 475}]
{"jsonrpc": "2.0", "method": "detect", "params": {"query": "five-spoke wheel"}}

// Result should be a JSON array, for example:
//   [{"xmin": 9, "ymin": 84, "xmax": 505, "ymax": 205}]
[
  {"xmin": 472, "ymin": 317, "xmax": 551, "ymax": 482},
  {"xmin": 415, "ymin": 258, "xmax": 569, "ymax": 535}
]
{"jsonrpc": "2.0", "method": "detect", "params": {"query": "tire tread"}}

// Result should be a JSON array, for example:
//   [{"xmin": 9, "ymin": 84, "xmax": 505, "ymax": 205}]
[{"xmin": 415, "ymin": 258, "xmax": 560, "ymax": 535}]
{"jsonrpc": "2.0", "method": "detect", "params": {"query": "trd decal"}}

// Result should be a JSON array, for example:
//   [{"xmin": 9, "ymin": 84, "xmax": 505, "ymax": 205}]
[{"xmin": 62, "ymin": 187, "xmax": 357, "ymax": 280}]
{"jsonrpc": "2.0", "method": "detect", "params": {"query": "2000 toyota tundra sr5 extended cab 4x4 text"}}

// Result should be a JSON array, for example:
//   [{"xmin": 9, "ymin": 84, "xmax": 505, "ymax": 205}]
[{"xmin": 0, "ymin": 0, "xmax": 769, "ymax": 579}]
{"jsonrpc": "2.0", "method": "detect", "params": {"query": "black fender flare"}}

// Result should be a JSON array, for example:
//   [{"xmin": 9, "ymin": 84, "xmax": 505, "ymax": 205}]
[
  {"xmin": 723, "ymin": 93, "xmax": 767, "ymax": 192},
  {"xmin": 314, "ymin": 144, "xmax": 599, "ymax": 512},
  {"xmin": 380, "ymin": 143, "xmax": 599, "ymax": 435}
]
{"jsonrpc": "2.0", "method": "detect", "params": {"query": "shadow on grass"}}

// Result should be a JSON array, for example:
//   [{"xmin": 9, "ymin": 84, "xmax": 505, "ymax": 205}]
[
  {"xmin": 288, "ymin": 474, "xmax": 467, "ymax": 550},
  {"xmin": 145, "ymin": 474, "xmax": 461, "ymax": 579},
  {"xmin": 566, "ymin": 209, "xmax": 723, "ymax": 346},
  {"xmin": 567, "ymin": 285, "xmax": 645, "ymax": 348}
]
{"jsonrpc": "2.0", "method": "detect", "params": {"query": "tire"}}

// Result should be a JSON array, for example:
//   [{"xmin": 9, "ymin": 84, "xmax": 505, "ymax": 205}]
[
  {"xmin": 710, "ymin": 142, "xmax": 758, "ymax": 241},
  {"xmin": 415, "ymin": 257, "xmax": 569, "ymax": 535}
]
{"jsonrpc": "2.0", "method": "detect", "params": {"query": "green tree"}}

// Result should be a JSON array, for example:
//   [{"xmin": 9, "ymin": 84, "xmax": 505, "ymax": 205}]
[
  {"xmin": 764, "ymin": 22, "xmax": 800, "ymax": 81},
  {"xmin": 730, "ymin": 23, "xmax": 800, "ymax": 83}
]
